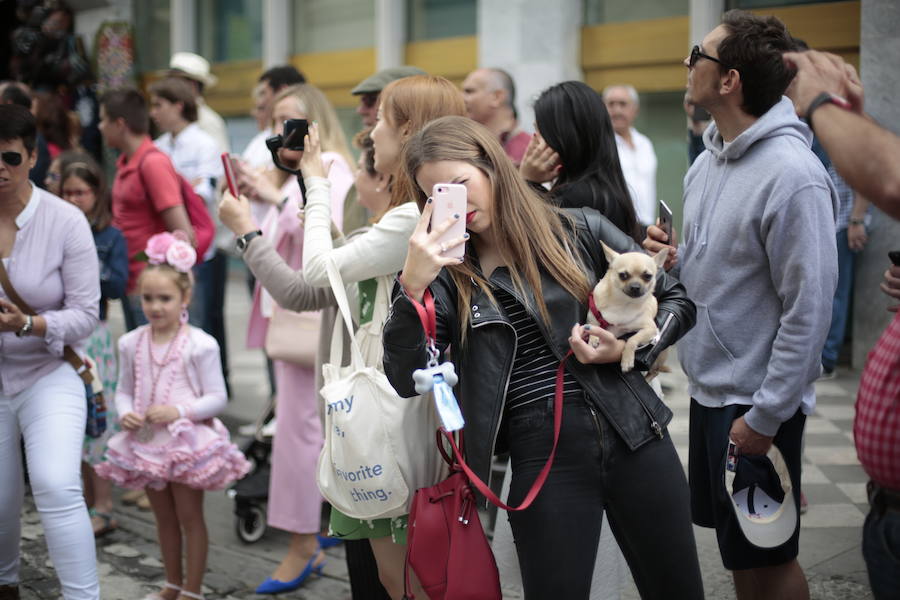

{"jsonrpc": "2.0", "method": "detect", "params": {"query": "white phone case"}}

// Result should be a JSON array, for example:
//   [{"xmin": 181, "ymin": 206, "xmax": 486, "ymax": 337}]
[{"xmin": 431, "ymin": 183, "xmax": 467, "ymax": 259}]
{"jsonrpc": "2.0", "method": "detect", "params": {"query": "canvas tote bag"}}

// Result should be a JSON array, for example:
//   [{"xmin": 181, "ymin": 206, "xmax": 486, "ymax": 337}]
[{"xmin": 317, "ymin": 258, "xmax": 441, "ymax": 519}]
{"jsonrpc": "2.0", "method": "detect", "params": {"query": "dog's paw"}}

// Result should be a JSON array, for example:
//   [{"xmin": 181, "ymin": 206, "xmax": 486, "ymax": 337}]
[{"xmin": 620, "ymin": 349, "xmax": 635, "ymax": 372}]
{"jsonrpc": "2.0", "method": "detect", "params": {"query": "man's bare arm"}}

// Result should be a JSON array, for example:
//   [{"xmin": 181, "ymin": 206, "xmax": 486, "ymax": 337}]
[
  {"xmin": 160, "ymin": 205, "xmax": 196, "ymax": 245},
  {"xmin": 784, "ymin": 50, "xmax": 900, "ymax": 219}
]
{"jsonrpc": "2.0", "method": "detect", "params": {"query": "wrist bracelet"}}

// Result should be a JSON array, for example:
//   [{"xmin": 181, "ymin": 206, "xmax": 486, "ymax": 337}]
[{"xmin": 849, "ymin": 218, "xmax": 865, "ymax": 226}]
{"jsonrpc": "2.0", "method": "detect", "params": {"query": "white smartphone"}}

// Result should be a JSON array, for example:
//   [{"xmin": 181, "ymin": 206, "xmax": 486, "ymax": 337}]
[
  {"xmin": 431, "ymin": 183, "xmax": 467, "ymax": 259},
  {"xmin": 658, "ymin": 199, "xmax": 673, "ymax": 239}
]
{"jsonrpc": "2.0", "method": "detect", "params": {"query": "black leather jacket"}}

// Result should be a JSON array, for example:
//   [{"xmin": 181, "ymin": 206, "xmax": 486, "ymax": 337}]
[{"xmin": 382, "ymin": 208, "xmax": 696, "ymax": 488}]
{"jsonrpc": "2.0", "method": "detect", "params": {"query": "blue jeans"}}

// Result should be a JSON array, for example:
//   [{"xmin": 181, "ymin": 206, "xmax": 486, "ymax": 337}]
[
  {"xmin": 822, "ymin": 230, "xmax": 855, "ymax": 371},
  {"xmin": 863, "ymin": 501, "xmax": 900, "ymax": 600}
]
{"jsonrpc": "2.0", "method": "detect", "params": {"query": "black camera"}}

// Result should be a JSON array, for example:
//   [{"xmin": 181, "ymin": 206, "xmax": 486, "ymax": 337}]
[
  {"xmin": 266, "ymin": 119, "xmax": 308, "ymax": 153},
  {"xmin": 264, "ymin": 119, "xmax": 310, "ymax": 201}
]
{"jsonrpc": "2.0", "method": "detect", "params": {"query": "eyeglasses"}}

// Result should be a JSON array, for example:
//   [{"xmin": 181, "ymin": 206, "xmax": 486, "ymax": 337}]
[
  {"xmin": 689, "ymin": 45, "xmax": 732, "ymax": 70},
  {"xmin": 1, "ymin": 151, "xmax": 23, "ymax": 167}
]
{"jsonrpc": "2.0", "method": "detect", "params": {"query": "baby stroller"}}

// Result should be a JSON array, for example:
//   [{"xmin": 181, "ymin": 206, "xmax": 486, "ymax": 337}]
[{"xmin": 228, "ymin": 399, "xmax": 275, "ymax": 544}]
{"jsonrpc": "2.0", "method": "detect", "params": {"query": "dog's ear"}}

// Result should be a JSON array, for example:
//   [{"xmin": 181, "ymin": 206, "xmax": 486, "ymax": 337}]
[
  {"xmin": 601, "ymin": 242, "xmax": 619, "ymax": 266},
  {"xmin": 652, "ymin": 247, "xmax": 670, "ymax": 271}
]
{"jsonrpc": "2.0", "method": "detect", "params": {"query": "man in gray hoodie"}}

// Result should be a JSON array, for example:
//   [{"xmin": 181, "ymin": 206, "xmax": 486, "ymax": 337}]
[{"xmin": 646, "ymin": 10, "xmax": 837, "ymax": 600}]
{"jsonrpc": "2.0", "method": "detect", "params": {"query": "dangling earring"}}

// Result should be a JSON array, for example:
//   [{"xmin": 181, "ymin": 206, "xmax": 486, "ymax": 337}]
[{"xmin": 180, "ymin": 306, "xmax": 189, "ymax": 324}]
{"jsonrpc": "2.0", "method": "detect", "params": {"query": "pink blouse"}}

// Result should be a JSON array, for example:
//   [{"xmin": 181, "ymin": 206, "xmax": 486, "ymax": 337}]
[
  {"xmin": 0, "ymin": 185, "xmax": 99, "ymax": 396},
  {"xmin": 245, "ymin": 152, "xmax": 352, "ymax": 348}
]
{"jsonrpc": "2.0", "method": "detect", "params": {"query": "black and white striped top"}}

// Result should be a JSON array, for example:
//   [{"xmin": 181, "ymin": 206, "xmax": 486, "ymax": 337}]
[{"xmin": 494, "ymin": 286, "xmax": 583, "ymax": 412}]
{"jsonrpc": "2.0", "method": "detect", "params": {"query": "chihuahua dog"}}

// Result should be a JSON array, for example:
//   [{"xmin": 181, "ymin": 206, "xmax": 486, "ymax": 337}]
[{"xmin": 586, "ymin": 243, "xmax": 669, "ymax": 374}]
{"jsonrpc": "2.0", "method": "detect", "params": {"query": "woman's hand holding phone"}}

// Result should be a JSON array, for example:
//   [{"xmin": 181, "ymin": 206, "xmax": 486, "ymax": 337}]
[
  {"xmin": 400, "ymin": 198, "xmax": 468, "ymax": 301},
  {"xmin": 218, "ymin": 189, "xmax": 257, "ymax": 237},
  {"xmin": 298, "ymin": 122, "xmax": 326, "ymax": 179}
]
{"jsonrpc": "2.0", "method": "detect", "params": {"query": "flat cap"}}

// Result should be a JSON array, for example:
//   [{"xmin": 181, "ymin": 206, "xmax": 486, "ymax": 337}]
[{"xmin": 351, "ymin": 66, "xmax": 427, "ymax": 95}]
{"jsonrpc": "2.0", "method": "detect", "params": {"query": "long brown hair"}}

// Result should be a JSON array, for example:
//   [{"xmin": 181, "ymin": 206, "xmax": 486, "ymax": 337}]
[
  {"xmin": 60, "ymin": 157, "xmax": 112, "ymax": 232},
  {"xmin": 402, "ymin": 116, "xmax": 591, "ymax": 335},
  {"xmin": 379, "ymin": 75, "xmax": 466, "ymax": 210}
]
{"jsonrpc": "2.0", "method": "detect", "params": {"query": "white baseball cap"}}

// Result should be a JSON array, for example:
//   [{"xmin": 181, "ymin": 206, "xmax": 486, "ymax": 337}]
[
  {"xmin": 724, "ymin": 441, "xmax": 798, "ymax": 548},
  {"xmin": 168, "ymin": 52, "xmax": 218, "ymax": 88}
]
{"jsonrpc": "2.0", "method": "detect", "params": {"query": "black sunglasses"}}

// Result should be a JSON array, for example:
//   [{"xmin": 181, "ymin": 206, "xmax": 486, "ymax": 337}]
[
  {"xmin": 1, "ymin": 151, "xmax": 23, "ymax": 167},
  {"xmin": 689, "ymin": 45, "xmax": 732, "ymax": 70}
]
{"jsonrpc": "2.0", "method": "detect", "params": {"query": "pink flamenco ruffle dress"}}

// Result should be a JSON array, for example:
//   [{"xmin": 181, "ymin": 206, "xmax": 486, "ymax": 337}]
[{"xmin": 96, "ymin": 325, "xmax": 250, "ymax": 490}]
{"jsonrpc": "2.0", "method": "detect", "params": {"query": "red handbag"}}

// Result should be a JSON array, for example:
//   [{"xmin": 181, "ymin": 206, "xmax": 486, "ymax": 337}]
[
  {"xmin": 402, "ymin": 290, "xmax": 566, "ymax": 600},
  {"xmin": 404, "ymin": 431, "xmax": 502, "ymax": 600}
]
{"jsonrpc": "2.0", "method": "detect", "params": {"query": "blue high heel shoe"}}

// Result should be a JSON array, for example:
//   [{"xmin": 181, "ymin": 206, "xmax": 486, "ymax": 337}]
[
  {"xmin": 316, "ymin": 533, "xmax": 342, "ymax": 550},
  {"xmin": 255, "ymin": 553, "xmax": 326, "ymax": 594}
]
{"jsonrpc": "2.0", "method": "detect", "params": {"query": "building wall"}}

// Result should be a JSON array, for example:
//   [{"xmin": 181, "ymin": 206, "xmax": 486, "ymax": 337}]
[{"xmin": 74, "ymin": 0, "xmax": 868, "ymax": 294}]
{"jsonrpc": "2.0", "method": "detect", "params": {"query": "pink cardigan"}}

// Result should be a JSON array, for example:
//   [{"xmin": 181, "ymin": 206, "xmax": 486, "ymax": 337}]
[{"xmin": 246, "ymin": 152, "xmax": 352, "ymax": 348}]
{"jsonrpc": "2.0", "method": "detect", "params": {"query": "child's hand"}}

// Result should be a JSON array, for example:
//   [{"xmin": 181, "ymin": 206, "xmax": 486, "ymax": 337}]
[
  {"xmin": 569, "ymin": 323, "xmax": 625, "ymax": 365},
  {"xmin": 145, "ymin": 405, "xmax": 180, "ymax": 425},
  {"xmin": 120, "ymin": 412, "xmax": 144, "ymax": 431}
]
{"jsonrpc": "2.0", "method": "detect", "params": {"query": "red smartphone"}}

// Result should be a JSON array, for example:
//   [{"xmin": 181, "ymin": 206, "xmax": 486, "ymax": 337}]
[
  {"xmin": 431, "ymin": 183, "xmax": 467, "ymax": 259},
  {"xmin": 221, "ymin": 153, "xmax": 240, "ymax": 197}
]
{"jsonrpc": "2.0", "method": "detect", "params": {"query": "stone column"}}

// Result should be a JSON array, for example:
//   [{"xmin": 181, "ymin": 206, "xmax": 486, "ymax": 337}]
[
  {"xmin": 852, "ymin": 0, "xmax": 900, "ymax": 367},
  {"xmin": 263, "ymin": 0, "xmax": 292, "ymax": 68},
  {"xmin": 376, "ymin": 0, "xmax": 406, "ymax": 69},
  {"xmin": 476, "ymin": 0, "xmax": 582, "ymax": 131},
  {"xmin": 170, "ymin": 0, "xmax": 196, "ymax": 54},
  {"xmin": 690, "ymin": 0, "xmax": 724, "ymax": 49}
]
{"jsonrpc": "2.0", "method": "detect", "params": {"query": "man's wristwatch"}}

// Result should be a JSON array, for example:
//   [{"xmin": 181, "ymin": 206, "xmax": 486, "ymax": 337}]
[
  {"xmin": 236, "ymin": 230, "xmax": 263, "ymax": 254},
  {"xmin": 15, "ymin": 315, "xmax": 33, "ymax": 337},
  {"xmin": 805, "ymin": 92, "xmax": 851, "ymax": 132}
]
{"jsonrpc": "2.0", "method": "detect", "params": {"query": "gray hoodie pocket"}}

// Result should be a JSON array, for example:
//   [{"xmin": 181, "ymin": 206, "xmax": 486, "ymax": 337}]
[{"xmin": 680, "ymin": 303, "xmax": 736, "ymax": 390}]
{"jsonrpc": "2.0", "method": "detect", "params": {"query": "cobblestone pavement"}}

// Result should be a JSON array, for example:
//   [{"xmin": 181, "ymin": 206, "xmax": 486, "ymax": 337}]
[{"xmin": 15, "ymin": 266, "xmax": 875, "ymax": 599}]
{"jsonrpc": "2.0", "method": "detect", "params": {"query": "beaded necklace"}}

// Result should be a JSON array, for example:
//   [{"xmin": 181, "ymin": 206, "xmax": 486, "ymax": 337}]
[{"xmin": 133, "ymin": 325, "xmax": 188, "ymax": 442}]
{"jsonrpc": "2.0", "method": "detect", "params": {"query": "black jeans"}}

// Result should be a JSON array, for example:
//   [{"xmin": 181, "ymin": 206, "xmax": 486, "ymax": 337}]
[{"xmin": 505, "ymin": 396, "xmax": 703, "ymax": 600}]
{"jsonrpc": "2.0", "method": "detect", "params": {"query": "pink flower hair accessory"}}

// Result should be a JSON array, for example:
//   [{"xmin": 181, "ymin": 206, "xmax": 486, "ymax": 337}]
[{"xmin": 144, "ymin": 231, "xmax": 197, "ymax": 273}]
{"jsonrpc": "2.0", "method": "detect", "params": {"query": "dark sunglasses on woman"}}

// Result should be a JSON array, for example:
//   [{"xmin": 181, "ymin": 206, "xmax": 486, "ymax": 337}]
[{"xmin": 1, "ymin": 151, "xmax": 24, "ymax": 166}]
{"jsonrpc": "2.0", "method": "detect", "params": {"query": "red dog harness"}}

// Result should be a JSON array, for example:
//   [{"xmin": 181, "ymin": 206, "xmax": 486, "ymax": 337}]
[{"xmin": 587, "ymin": 294, "xmax": 612, "ymax": 330}]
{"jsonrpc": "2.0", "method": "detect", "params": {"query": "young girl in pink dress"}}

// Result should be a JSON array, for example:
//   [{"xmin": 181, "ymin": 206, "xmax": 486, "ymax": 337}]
[{"xmin": 95, "ymin": 232, "xmax": 250, "ymax": 600}]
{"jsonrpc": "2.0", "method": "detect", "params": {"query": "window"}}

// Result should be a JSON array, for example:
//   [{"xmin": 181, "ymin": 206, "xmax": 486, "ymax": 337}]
[
  {"xmin": 407, "ymin": 0, "xmax": 476, "ymax": 42},
  {"xmin": 727, "ymin": 0, "xmax": 844, "ymax": 7},
  {"xmin": 584, "ymin": 0, "xmax": 688, "ymax": 25},
  {"xmin": 292, "ymin": 0, "xmax": 375, "ymax": 54},
  {"xmin": 134, "ymin": 0, "xmax": 171, "ymax": 73},
  {"xmin": 196, "ymin": 0, "xmax": 263, "ymax": 63}
]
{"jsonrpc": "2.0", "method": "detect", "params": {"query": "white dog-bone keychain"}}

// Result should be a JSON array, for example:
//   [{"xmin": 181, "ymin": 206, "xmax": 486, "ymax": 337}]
[{"xmin": 408, "ymin": 289, "xmax": 465, "ymax": 432}]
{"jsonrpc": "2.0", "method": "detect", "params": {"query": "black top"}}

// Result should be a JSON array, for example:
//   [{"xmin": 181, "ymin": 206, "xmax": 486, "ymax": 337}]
[{"xmin": 494, "ymin": 286, "xmax": 583, "ymax": 412}]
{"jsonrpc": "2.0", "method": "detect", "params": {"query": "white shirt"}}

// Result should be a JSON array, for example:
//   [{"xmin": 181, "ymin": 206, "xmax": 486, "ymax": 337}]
[
  {"xmin": 197, "ymin": 99, "xmax": 230, "ymax": 153},
  {"xmin": 615, "ymin": 127, "xmax": 657, "ymax": 226},
  {"xmin": 155, "ymin": 123, "xmax": 223, "ymax": 260},
  {"xmin": 241, "ymin": 128, "xmax": 276, "ymax": 227}
]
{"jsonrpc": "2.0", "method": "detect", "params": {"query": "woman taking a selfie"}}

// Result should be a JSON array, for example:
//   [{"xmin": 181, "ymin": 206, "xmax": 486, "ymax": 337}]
[
  {"xmin": 219, "ymin": 76, "xmax": 465, "ymax": 598},
  {"xmin": 382, "ymin": 116, "xmax": 704, "ymax": 600}
]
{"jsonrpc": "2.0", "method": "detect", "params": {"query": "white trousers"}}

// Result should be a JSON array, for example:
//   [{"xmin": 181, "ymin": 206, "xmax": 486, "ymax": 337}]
[{"xmin": 0, "ymin": 364, "xmax": 100, "ymax": 600}]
